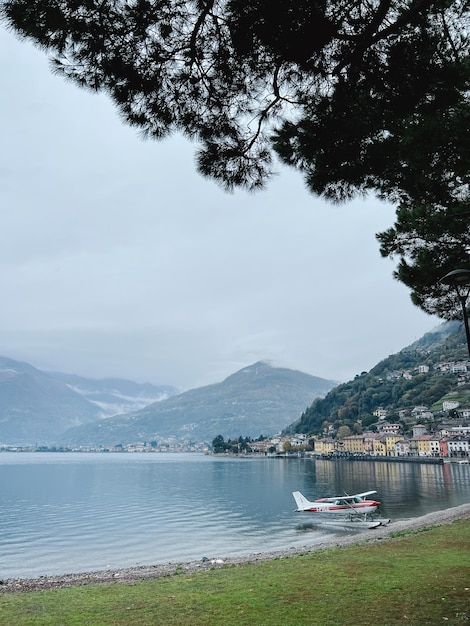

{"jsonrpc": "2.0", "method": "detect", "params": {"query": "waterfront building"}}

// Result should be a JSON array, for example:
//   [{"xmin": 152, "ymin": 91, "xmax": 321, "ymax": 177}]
[
  {"xmin": 447, "ymin": 436, "xmax": 470, "ymax": 457},
  {"xmin": 313, "ymin": 438, "xmax": 335, "ymax": 455},
  {"xmin": 363, "ymin": 433, "xmax": 378, "ymax": 455},
  {"xmin": 372, "ymin": 435, "xmax": 387, "ymax": 456},
  {"xmin": 410, "ymin": 435, "xmax": 432, "ymax": 457},
  {"xmin": 341, "ymin": 435, "xmax": 365, "ymax": 454},
  {"xmin": 439, "ymin": 437, "xmax": 449, "ymax": 457},
  {"xmin": 396, "ymin": 439, "xmax": 411, "ymax": 456},
  {"xmin": 384, "ymin": 435, "xmax": 405, "ymax": 456},
  {"xmin": 429, "ymin": 436, "xmax": 441, "ymax": 456}
]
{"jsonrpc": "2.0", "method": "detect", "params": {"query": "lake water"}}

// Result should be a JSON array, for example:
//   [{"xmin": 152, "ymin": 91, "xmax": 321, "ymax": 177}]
[{"xmin": 0, "ymin": 452, "xmax": 469, "ymax": 579}]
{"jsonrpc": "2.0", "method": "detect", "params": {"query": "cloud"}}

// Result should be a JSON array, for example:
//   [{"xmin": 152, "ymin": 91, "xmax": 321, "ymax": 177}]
[{"xmin": 0, "ymin": 28, "xmax": 436, "ymax": 390}]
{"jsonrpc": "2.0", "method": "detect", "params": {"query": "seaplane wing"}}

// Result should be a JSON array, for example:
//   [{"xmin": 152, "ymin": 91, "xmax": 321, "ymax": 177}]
[
  {"xmin": 314, "ymin": 491, "xmax": 377, "ymax": 503},
  {"xmin": 292, "ymin": 490, "xmax": 380, "ymax": 515},
  {"xmin": 350, "ymin": 490, "xmax": 377, "ymax": 499}
]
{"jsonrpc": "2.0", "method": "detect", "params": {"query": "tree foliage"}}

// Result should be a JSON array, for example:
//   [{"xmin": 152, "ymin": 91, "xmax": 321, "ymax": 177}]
[
  {"xmin": 211, "ymin": 434, "xmax": 254, "ymax": 453},
  {"xmin": 1, "ymin": 0, "xmax": 469, "ymax": 313},
  {"xmin": 378, "ymin": 202, "xmax": 470, "ymax": 318},
  {"xmin": 1, "ymin": 0, "xmax": 467, "ymax": 195},
  {"xmin": 336, "ymin": 424, "xmax": 352, "ymax": 439}
]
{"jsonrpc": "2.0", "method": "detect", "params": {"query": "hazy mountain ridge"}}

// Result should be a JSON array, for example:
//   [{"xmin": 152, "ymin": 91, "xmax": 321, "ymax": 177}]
[
  {"xmin": 58, "ymin": 362, "xmax": 337, "ymax": 446},
  {"xmin": 3, "ymin": 320, "xmax": 466, "ymax": 448},
  {"xmin": 0, "ymin": 357, "xmax": 101, "ymax": 445},
  {"xmin": 0, "ymin": 357, "xmax": 179, "ymax": 446}
]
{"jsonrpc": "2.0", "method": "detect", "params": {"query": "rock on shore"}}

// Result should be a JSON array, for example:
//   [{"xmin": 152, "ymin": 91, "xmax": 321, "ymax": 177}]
[{"xmin": 2, "ymin": 503, "xmax": 469, "ymax": 594}]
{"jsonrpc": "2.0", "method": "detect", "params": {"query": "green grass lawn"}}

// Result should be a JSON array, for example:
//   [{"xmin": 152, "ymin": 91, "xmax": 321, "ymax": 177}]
[{"xmin": 0, "ymin": 520, "xmax": 469, "ymax": 626}]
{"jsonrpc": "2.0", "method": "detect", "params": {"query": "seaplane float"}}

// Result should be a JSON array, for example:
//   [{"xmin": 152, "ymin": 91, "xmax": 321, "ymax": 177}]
[{"xmin": 292, "ymin": 490, "xmax": 390, "ymax": 530}]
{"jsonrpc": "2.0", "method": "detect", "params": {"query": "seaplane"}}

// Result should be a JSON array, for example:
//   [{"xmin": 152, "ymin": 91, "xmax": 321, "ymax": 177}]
[{"xmin": 292, "ymin": 490, "xmax": 390, "ymax": 529}]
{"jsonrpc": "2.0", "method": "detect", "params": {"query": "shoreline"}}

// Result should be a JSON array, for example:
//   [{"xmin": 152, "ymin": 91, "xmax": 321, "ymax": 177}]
[{"xmin": 2, "ymin": 502, "xmax": 470, "ymax": 594}]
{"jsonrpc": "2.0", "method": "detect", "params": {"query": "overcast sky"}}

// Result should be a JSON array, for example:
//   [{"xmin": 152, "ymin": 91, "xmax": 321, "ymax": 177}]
[{"xmin": 0, "ymin": 27, "xmax": 439, "ymax": 390}]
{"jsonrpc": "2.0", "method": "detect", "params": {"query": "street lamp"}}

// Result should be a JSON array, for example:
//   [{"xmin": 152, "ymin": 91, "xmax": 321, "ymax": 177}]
[{"xmin": 440, "ymin": 269, "xmax": 470, "ymax": 358}]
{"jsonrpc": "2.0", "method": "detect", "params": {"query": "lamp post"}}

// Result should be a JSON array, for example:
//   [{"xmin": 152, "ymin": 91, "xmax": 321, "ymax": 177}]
[{"xmin": 440, "ymin": 269, "xmax": 470, "ymax": 358}]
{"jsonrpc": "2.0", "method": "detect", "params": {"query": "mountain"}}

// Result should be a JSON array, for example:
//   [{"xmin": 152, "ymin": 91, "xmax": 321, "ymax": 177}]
[
  {"xmin": 0, "ymin": 357, "xmax": 101, "ymax": 445},
  {"xmin": 58, "ymin": 362, "xmax": 337, "ymax": 446},
  {"xmin": 284, "ymin": 321, "xmax": 470, "ymax": 436},
  {"xmin": 0, "ymin": 357, "xmax": 179, "ymax": 446}
]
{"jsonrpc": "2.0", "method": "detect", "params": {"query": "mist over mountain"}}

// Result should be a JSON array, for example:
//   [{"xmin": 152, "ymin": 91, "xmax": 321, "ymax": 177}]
[
  {"xmin": 48, "ymin": 372, "xmax": 177, "ymax": 416},
  {"xmin": 58, "ymin": 362, "xmax": 337, "ymax": 446}
]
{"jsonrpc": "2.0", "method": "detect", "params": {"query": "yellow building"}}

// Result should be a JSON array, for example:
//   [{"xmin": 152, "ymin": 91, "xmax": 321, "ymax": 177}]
[
  {"xmin": 384, "ymin": 435, "xmax": 405, "ymax": 457},
  {"xmin": 372, "ymin": 436, "xmax": 387, "ymax": 456},
  {"xmin": 314, "ymin": 438, "xmax": 335, "ymax": 454},
  {"xmin": 342, "ymin": 435, "xmax": 365, "ymax": 454},
  {"xmin": 416, "ymin": 435, "xmax": 432, "ymax": 456}
]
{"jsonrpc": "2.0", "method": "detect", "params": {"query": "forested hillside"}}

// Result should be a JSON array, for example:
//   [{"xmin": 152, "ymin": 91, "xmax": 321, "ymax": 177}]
[{"xmin": 285, "ymin": 322, "xmax": 470, "ymax": 436}]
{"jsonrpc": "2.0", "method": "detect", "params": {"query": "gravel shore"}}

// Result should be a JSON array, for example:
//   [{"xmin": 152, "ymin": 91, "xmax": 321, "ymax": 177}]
[{"xmin": 2, "ymin": 503, "xmax": 469, "ymax": 594}]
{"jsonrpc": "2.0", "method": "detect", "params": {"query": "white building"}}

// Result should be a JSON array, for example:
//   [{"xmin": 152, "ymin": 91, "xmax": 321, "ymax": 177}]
[
  {"xmin": 378, "ymin": 422, "xmax": 401, "ymax": 435},
  {"xmin": 443, "ymin": 400, "xmax": 460, "ymax": 411},
  {"xmin": 448, "ymin": 426, "xmax": 470, "ymax": 436},
  {"xmin": 447, "ymin": 437, "xmax": 470, "ymax": 457},
  {"xmin": 429, "ymin": 437, "xmax": 441, "ymax": 456}
]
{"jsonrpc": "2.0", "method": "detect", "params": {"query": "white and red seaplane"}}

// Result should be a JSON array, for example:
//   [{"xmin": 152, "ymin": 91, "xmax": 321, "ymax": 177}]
[{"xmin": 292, "ymin": 490, "xmax": 390, "ymax": 529}]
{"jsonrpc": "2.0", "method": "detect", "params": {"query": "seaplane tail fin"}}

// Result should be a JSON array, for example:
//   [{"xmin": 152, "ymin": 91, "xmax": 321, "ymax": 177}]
[{"xmin": 292, "ymin": 491, "xmax": 313, "ymax": 511}]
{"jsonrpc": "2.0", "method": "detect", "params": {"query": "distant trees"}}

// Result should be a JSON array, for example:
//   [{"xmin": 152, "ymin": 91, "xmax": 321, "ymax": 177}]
[
  {"xmin": 212, "ymin": 435, "xmax": 227, "ymax": 454},
  {"xmin": 211, "ymin": 434, "xmax": 311, "ymax": 453},
  {"xmin": 361, "ymin": 414, "xmax": 378, "ymax": 429},
  {"xmin": 336, "ymin": 425, "xmax": 352, "ymax": 439},
  {"xmin": 211, "ymin": 434, "xmax": 254, "ymax": 453}
]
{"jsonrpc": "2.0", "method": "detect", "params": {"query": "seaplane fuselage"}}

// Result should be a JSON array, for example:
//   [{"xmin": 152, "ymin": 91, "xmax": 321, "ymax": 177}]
[{"xmin": 293, "ymin": 490, "xmax": 380, "ymax": 515}]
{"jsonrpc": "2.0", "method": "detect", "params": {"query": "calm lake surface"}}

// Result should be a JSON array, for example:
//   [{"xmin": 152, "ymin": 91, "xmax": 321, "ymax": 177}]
[{"xmin": 0, "ymin": 452, "xmax": 469, "ymax": 579}]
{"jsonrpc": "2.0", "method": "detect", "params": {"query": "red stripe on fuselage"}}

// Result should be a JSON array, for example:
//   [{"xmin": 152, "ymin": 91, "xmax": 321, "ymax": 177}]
[{"xmin": 306, "ymin": 500, "xmax": 380, "ymax": 512}]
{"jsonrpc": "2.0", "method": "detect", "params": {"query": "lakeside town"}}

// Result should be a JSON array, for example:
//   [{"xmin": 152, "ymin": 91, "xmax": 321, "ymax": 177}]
[{"xmin": 2, "ymin": 417, "xmax": 469, "ymax": 460}]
